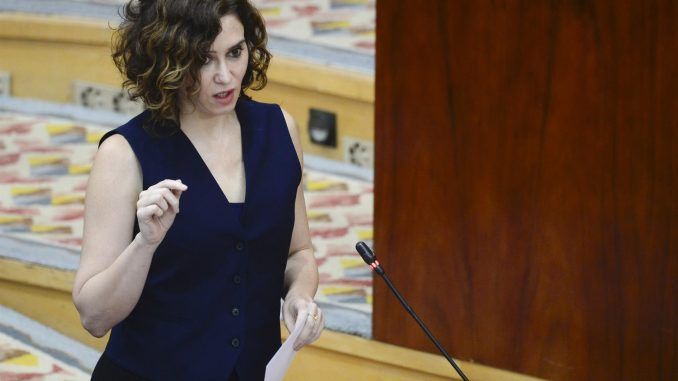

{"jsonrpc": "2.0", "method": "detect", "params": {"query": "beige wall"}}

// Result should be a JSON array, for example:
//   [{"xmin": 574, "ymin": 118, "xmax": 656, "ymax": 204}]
[{"xmin": 0, "ymin": 13, "xmax": 374, "ymax": 162}]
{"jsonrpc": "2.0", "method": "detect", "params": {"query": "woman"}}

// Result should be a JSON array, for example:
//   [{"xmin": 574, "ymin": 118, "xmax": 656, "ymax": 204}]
[{"xmin": 72, "ymin": 1, "xmax": 323, "ymax": 379}]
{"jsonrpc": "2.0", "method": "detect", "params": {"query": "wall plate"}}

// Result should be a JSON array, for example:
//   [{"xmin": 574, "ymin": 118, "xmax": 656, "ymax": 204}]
[
  {"xmin": 343, "ymin": 136, "xmax": 374, "ymax": 169},
  {"xmin": 73, "ymin": 81, "xmax": 143, "ymax": 115}
]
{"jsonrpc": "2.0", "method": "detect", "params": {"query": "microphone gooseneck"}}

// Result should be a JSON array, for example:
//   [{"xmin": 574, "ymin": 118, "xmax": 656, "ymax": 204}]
[{"xmin": 355, "ymin": 241, "xmax": 470, "ymax": 381}]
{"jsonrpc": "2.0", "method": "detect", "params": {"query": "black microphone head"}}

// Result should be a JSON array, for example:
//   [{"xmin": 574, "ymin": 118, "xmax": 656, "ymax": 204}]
[{"xmin": 355, "ymin": 241, "xmax": 376, "ymax": 265}]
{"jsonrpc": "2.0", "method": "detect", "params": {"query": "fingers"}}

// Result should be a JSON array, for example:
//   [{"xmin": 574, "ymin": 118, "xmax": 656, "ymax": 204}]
[
  {"xmin": 150, "ymin": 179, "xmax": 188, "ymax": 204},
  {"xmin": 139, "ymin": 192, "xmax": 169, "ymax": 211},
  {"xmin": 307, "ymin": 308, "xmax": 324, "ymax": 343},
  {"xmin": 137, "ymin": 204, "xmax": 163, "ymax": 221},
  {"xmin": 138, "ymin": 179, "xmax": 187, "ymax": 214},
  {"xmin": 158, "ymin": 188, "xmax": 179, "ymax": 213},
  {"xmin": 147, "ymin": 179, "xmax": 188, "ymax": 192},
  {"xmin": 293, "ymin": 302, "xmax": 324, "ymax": 351}
]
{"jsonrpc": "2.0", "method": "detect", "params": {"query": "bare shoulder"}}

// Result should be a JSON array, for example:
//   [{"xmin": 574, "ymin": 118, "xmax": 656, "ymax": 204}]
[
  {"xmin": 86, "ymin": 132, "xmax": 141, "ymax": 220},
  {"xmin": 97, "ymin": 134, "xmax": 136, "ymax": 165},
  {"xmin": 93, "ymin": 134, "xmax": 141, "ymax": 182},
  {"xmin": 280, "ymin": 107, "xmax": 295, "ymax": 126},
  {"xmin": 280, "ymin": 107, "xmax": 303, "ymax": 162}
]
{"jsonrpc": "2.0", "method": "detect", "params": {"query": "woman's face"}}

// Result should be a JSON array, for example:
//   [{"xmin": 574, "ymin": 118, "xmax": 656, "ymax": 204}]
[{"xmin": 183, "ymin": 14, "xmax": 249, "ymax": 117}]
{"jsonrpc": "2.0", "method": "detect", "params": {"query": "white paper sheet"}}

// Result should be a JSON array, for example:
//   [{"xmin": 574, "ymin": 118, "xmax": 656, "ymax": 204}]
[{"xmin": 264, "ymin": 313, "xmax": 307, "ymax": 381}]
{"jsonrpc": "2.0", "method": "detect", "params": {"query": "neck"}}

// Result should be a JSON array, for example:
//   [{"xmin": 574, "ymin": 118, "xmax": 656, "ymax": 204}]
[{"xmin": 179, "ymin": 105, "xmax": 240, "ymax": 139}]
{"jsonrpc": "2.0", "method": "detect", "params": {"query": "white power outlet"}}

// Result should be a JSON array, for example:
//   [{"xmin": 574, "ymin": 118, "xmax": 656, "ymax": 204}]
[
  {"xmin": 343, "ymin": 136, "xmax": 374, "ymax": 169},
  {"xmin": 0, "ymin": 72, "xmax": 11, "ymax": 97},
  {"xmin": 73, "ymin": 81, "xmax": 144, "ymax": 115}
]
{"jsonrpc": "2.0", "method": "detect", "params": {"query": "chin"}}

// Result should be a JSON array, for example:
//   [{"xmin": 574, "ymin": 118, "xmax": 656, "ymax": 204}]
[{"xmin": 198, "ymin": 103, "xmax": 234, "ymax": 117}]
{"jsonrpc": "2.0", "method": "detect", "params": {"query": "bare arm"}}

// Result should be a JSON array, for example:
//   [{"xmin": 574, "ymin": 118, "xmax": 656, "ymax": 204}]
[
  {"xmin": 280, "ymin": 108, "xmax": 323, "ymax": 349},
  {"xmin": 72, "ymin": 134, "xmax": 185, "ymax": 337}
]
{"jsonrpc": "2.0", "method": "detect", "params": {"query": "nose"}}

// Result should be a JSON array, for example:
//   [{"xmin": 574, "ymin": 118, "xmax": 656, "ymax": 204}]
[{"xmin": 214, "ymin": 61, "xmax": 233, "ymax": 84}]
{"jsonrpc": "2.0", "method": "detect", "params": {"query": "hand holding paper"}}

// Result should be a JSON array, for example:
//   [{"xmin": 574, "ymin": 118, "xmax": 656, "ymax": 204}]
[
  {"xmin": 264, "ymin": 310, "xmax": 308, "ymax": 381},
  {"xmin": 281, "ymin": 297, "xmax": 324, "ymax": 350}
]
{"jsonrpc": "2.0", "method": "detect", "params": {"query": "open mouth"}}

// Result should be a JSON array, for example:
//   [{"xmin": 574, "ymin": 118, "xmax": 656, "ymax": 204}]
[
  {"xmin": 214, "ymin": 90, "xmax": 234, "ymax": 99},
  {"xmin": 212, "ymin": 89, "xmax": 235, "ymax": 106}
]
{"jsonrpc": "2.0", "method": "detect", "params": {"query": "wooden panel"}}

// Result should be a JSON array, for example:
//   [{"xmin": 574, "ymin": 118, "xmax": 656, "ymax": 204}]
[
  {"xmin": 373, "ymin": 1, "xmax": 676, "ymax": 381},
  {"xmin": 0, "ymin": 258, "xmax": 74, "ymax": 292},
  {"xmin": 0, "ymin": 278, "xmax": 109, "ymax": 351}
]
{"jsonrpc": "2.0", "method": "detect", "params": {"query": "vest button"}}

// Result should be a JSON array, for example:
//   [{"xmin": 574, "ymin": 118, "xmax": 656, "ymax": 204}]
[
  {"xmin": 231, "ymin": 307, "xmax": 240, "ymax": 316},
  {"xmin": 233, "ymin": 275, "xmax": 241, "ymax": 284},
  {"xmin": 235, "ymin": 241, "xmax": 245, "ymax": 251},
  {"xmin": 231, "ymin": 338, "xmax": 240, "ymax": 348}
]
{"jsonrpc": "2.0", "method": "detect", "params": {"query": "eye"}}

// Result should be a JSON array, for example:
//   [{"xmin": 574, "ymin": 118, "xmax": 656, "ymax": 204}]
[
  {"xmin": 202, "ymin": 56, "xmax": 213, "ymax": 66},
  {"xmin": 228, "ymin": 46, "xmax": 244, "ymax": 58}
]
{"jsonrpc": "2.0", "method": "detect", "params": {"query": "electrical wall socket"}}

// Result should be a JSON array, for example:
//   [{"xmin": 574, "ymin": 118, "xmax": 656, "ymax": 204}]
[
  {"xmin": 73, "ymin": 81, "xmax": 144, "ymax": 115},
  {"xmin": 0, "ymin": 72, "xmax": 11, "ymax": 97},
  {"xmin": 343, "ymin": 136, "xmax": 374, "ymax": 169}
]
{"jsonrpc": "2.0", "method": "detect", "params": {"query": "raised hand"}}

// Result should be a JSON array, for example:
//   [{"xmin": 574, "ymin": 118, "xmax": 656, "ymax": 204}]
[{"xmin": 136, "ymin": 179, "xmax": 188, "ymax": 245}]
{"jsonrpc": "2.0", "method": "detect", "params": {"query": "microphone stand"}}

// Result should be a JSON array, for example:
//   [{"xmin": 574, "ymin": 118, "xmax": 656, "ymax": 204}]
[{"xmin": 356, "ymin": 241, "xmax": 470, "ymax": 381}]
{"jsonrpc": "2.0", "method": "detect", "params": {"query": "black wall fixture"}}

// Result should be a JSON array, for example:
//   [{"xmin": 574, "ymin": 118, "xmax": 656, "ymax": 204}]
[{"xmin": 308, "ymin": 108, "xmax": 337, "ymax": 147}]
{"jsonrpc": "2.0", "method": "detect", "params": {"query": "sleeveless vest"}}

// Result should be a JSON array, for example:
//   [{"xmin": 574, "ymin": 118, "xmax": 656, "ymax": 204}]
[{"xmin": 99, "ymin": 98, "xmax": 301, "ymax": 380}]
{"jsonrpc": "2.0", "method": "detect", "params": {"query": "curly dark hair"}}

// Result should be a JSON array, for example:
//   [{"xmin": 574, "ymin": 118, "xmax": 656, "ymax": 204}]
[{"xmin": 112, "ymin": 0, "xmax": 271, "ymax": 132}]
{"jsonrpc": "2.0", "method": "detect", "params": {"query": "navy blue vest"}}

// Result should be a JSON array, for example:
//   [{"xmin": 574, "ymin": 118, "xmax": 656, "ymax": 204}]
[{"xmin": 99, "ymin": 99, "xmax": 301, "ymax": 380}]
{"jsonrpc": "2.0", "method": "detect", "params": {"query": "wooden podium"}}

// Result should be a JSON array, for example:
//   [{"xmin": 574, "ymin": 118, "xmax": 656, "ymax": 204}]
[{"xmin": 373, "ymin": 1, "xmax": 676, "ymax": 380}]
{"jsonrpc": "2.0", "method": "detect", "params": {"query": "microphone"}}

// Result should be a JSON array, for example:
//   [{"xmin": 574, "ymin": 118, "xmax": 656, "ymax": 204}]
[
  {"xmin": 356, "ymin": 241, "xmax": 383, "ymax": 275},
  {"xmin": 355, "ymin": 241, "xmax": 470, "ymax": 381}
]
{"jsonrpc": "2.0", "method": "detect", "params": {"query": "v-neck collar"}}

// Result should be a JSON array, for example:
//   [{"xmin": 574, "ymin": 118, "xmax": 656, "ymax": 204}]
[{"xmin": 176, "ymin": 100, "xmax": 248, "ymax": 206}]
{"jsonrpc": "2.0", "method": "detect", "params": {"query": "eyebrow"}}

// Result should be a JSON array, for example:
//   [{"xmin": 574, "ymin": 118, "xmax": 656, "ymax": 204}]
[{"xmin": 209, "ymin": 39, "xmax": 246, "ymax": 54}]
